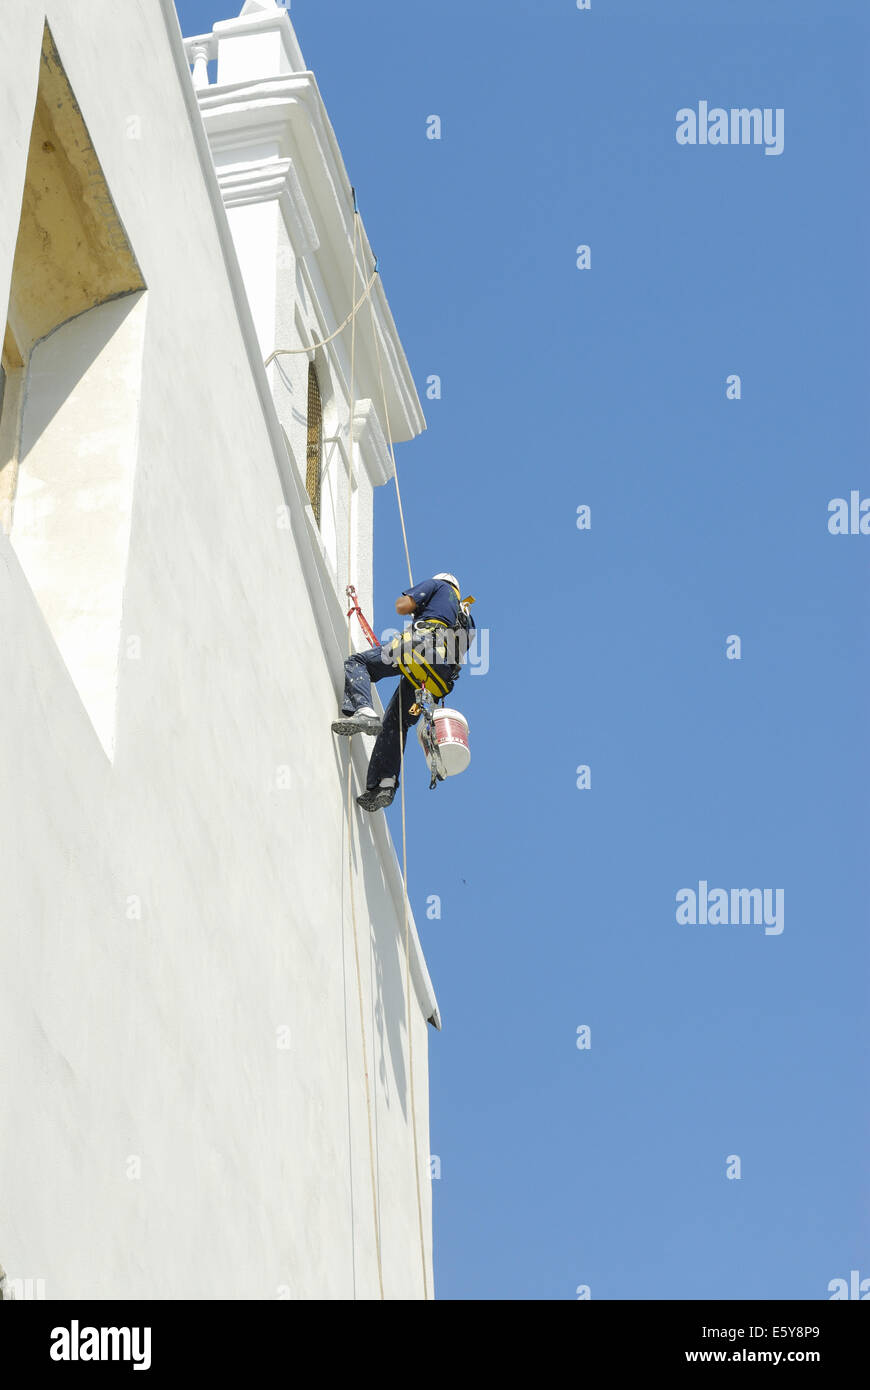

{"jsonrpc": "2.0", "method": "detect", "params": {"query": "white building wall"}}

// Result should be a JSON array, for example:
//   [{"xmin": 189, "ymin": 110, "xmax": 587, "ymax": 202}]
[
  {"xmin": 13, "ymin": 293, "xmax": 148, "ymax": 758},
  {"xmin": 0, "ymin": 0, "xmax": 433, "ymax": 1300},
  {"xmin": 227, "ymin": 199, "xmax": 280, "ymax": 358}
]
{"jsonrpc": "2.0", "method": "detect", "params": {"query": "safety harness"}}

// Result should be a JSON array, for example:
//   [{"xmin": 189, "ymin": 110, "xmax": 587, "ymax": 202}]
[
  {"xmin": 346, "ymin": 585, "xmax": 475, "ymax": 791},
  {"xmin": 347, "ymin": 585, "xmax": 475, "ymax": 703}
]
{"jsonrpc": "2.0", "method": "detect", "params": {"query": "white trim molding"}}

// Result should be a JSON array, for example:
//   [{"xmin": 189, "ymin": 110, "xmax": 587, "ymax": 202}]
[
  {"xmin": 353, "ymin": 399, "xmax": 391, "ymax": 488},
  {"xmin": 217, "ymin": 156, "xmax": 318, "ymax": 255},
  {"xmin": 188, "ymin": 48, "xmax": 424, "ymax": 445}
]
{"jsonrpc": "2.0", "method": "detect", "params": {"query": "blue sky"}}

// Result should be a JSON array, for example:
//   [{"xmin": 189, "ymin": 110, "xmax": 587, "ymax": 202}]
[{"xmin": 177, "ymin": 0, "xmax": 869, "ymax": 1299}]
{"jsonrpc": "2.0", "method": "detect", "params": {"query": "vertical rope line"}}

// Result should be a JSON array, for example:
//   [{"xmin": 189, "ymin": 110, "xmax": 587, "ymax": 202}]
[
  {"xmin": 370, "ymin": 298, "xmax": 413, "ymax": 589},
  {"xmin": 398, "ymin": 715, "xmax": 430, "ymax": 1300},
  {"xmin": 345, "ymin": 759, "xmax": 384, "ymax": 1299},
  {"xmin": 370, "ymin": 295, "xmax": 429, "ymax": 1299},
  {"xmin": 346, "ymin": 210, "xmax": 360, "ymax": 601},
  {"xmin": 343, "ymin": 207, "xmax": 384, "ymax": 1300}
]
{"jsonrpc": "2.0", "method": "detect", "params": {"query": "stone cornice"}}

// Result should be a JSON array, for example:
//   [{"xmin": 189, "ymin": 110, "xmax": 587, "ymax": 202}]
[
  {"xmin": 353, "ymin": 400, "xmax": 391, "ymax": 488},
  {"xmin": 194, "ymin": 73, "xmax": 425, "ymax": 446},
  {"xmin": 217, "ymin": 156, "xmax": 319, "ymax": 255}
]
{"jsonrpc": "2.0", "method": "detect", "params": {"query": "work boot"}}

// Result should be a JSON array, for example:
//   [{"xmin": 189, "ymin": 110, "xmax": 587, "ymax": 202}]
[
  {"xmin": 356, "ymin": 781, "xmax": 396, "ymax": 812},
  {"xmin": 331, "ymin": 707, "xmax": 382, "ymax": 737}
]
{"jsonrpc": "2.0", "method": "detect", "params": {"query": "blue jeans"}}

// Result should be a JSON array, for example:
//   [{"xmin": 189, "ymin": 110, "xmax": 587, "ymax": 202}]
[
  {"xmin": 340, "ymin": 646, "xmax": 454, "ymax": 790},
  {"xmin": 341, "ymin": 645, "xmax": 401, "ymax": 717}
]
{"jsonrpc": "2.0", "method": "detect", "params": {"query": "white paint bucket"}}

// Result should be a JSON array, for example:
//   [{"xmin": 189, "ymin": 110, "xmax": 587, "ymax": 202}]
[{"xmin": 417, "ymin": 707, "xmax": 471, "ymax": 777}]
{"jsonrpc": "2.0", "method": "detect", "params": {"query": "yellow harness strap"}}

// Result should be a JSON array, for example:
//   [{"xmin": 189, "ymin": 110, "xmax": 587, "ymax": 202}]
[{"xmin": 388, "ymin": 620, "xmax": 452, "ymax": 699}]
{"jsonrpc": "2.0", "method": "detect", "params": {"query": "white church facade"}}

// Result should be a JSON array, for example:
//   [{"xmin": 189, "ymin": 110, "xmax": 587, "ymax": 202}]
[{"xmin": 0, "ymin": 0, "xmax": 437, "ymax": 1300}]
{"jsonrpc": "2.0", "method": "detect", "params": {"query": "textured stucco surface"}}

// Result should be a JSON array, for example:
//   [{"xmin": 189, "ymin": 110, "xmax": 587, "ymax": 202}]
[
  {"xmin": 0, "ymin": 0, "xmax": 433, "ymax": 1300},
  {"xmin": 7, "ymin": 25, "xmax": 144, "ymax": 352}
]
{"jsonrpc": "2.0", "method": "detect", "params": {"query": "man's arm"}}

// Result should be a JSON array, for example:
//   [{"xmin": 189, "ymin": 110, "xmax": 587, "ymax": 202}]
[{"xmin": 397, "ymin": 578, "xmax": 437, "ymax": 617}]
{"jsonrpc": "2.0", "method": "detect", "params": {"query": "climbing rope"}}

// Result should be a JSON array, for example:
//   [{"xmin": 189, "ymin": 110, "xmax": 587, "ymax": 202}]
[
  {"xmin": 342, "ymin": 206, "xmax": 385, "ymax": 1301},
  {"xmin": 369, "ymin": 293, "xmax": 429, "ymax": 1298},
  {"xmin": 369, "ymin": 296, "xmax": 413, "ymax": 590},
  {"xmin": 264, "ymin": 267, "xmax": 379, "ymax": 365},
  {"xmin": 397, "ymin": 713, "xmax": 430, "ymax": 1300}
]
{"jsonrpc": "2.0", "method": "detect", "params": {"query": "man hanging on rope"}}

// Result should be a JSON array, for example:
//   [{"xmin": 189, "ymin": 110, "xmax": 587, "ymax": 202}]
[{"xmin": 332, "ymin": 573, "xmax": 467, "ymax": 812}]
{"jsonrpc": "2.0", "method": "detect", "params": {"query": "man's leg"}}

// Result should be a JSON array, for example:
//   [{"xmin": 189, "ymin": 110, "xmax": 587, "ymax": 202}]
[
  {"xmin": 332, "ymin": 647, "xmax": 397, "ymax": 736},
  {"xmin": 356, "ymin": 678, "xmax": 421, "ymax": 811}
]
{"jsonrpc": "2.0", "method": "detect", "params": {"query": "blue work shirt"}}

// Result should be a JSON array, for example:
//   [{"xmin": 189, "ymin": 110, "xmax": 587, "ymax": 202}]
[{"xmin": 403, "ymin": 577, "xmax": 460, "ymax": 627}]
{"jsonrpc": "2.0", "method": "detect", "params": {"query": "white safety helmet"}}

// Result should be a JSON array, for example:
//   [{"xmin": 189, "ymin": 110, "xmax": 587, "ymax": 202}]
[{"xmin": 433, "ymin": 572, "xmax": 461, "ymax": 592}]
